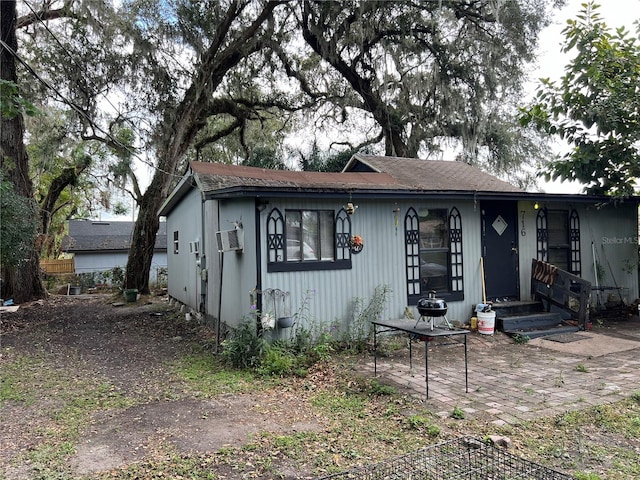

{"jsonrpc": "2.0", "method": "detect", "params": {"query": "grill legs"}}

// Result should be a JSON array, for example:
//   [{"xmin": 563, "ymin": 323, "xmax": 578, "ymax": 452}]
[{"xmin": 414, "ymin": 315, "xmax": 454, "ymax": 330}]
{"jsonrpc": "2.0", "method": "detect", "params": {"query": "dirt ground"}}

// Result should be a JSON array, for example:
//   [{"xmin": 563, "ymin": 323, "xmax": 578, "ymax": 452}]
[
  {"xmin": 0, "ymin": 295, "xmax": 322, "ymax": 479},
  {"xmin": 3, "ymin": 294, "xmax": 639, "ymax": 479}
]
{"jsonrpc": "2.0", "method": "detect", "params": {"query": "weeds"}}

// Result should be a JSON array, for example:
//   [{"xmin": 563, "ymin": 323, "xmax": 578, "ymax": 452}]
[
  {"xmin": 343, "ymin": 284, "xmax": 392, "ymax": 352},
  {"xmin": 450, "ymin": 406, "xmax": 465, "ymax": 419},
  {"xmin": 220, "ymin": 319, "xmax": 268, "ymax": 369},
  {"xmin": 512, "ymin": 334, "xmax": 530, "ymax": 344},
  {"xmin": 220, "ymin": 285, "xmax": 391, "ymax": 378}
]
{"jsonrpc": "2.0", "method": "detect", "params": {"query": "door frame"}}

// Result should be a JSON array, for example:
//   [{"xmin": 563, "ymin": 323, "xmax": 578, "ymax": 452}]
[{"xmin": 480, "ymin": 200, "xmax": 520, "ymax": 301}]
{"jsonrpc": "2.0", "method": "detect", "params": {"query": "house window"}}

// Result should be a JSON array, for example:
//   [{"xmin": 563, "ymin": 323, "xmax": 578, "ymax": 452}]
[
  {"xmin": 266, "ymin": 207, "xmax": 351, "ymax": 272},
  {"xmin": 536, "ymin": 208, "xmax": 581, "ymax": 275},
  {"xmin": 173, "ymin": 231, "xmax": 179, "ymax": 254},
  {"xmin": 405, "ymin": 206, "xmax": 464, "ymax": 303}
]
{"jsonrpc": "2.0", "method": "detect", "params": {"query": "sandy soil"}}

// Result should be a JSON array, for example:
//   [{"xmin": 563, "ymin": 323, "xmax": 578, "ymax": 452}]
[{"xmin": 0, "ymin": 295, "xmax": 321, "ymax": 478}]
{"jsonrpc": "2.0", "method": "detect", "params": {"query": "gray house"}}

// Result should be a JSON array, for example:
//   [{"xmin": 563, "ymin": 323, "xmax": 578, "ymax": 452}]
[
  {"xmin": 63, "ymin": 220, "xmax": 168, "ymax": 286},
  {"xmin": 158, "ymin": 154, "xmax": 639, "ymax": 336}
]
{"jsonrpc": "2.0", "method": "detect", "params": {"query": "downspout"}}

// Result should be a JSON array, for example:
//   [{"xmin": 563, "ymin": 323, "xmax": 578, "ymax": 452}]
[
  {"xmin": 199, "ymin": 195, "xmax": 207, "ymax": 316},
  {"xmin": 216, "ymin": 200, "xmax": 224, "ymax": 352},
  {"xmin": 255, "ymin": 197, "xmax": 264, "ymax": 332}
]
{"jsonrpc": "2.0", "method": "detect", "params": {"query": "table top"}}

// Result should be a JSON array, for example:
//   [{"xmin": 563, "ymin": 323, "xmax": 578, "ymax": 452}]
[{"xmin": 372, "ymin": 318, "xmax": 470, "ymax": 337}]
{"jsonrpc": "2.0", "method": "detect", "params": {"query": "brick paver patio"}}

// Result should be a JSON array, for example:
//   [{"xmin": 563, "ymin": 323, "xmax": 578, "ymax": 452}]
[{"xmin": 359, "ymin": 321, "xmax": 640, "ymax": 426}]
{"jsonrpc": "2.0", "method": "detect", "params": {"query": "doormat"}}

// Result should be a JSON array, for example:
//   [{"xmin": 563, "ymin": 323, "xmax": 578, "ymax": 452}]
[{"xmin": 543, "ymin": 332, "xmax": 587, "ymax": 343}]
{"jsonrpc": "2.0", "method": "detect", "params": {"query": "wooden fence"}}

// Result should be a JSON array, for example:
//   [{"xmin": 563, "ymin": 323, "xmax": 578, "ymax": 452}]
[{"xmin": 40, "ymin": 258, "xmax": 75, "ymax": 274}]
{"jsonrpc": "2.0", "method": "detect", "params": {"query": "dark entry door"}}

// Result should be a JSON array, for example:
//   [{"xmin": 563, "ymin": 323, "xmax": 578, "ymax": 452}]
[{"xmin": 481, "ymin": 201, "xmax": 519, "ymax": 301}]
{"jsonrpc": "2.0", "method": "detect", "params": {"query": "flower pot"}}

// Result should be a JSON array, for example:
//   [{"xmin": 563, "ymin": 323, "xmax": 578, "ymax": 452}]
[
  {"xmin": 124, "ymin": 289, "xmax": 138, "ymax": 302},
  {"xmin": 277, "ymin": 316, "xmax": 294, "ymax": 328}
]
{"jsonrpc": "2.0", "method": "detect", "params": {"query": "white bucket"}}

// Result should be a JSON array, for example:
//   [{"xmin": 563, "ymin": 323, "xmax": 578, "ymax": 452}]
[{"xmin": 477, "ymin": 311, "xmax": 496, "ymax": 335}]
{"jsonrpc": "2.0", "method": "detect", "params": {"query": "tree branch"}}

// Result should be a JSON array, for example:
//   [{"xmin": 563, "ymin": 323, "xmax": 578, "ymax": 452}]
[{"xmin": 16, "ymin": 0, "xmax": 74, "ymax": 29}]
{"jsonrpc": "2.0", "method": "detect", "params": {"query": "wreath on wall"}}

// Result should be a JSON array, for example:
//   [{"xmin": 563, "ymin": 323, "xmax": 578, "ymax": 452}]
[{"xmin": 349, "ymin": 235, "xmax": 364, "ymax": 254}]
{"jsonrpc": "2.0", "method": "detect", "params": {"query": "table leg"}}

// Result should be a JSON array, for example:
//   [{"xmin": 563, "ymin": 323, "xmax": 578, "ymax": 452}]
[
  {"xmin": 464, "ymin": 334, "xmax": 468, "ymax": 393},
  {"xmin": 374, "ymin": 325, "xmax": 378, "ymax": 376},
  {"xmin": 409, "ymin": 336, "xmax": 413, "ymax": 370},
  {"xmin": 425, "ymin": 339, "xmax": 429, "ymax": 399}
]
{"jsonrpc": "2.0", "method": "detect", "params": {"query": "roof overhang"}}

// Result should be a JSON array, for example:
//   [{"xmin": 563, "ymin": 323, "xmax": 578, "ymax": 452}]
[
  {"xmin": 201, "ymin": 186, "xmax": 639, "ymax": 206},
  {"xmin": 158, "ymin": 170, "xmax": 199, "ymax": 217}
]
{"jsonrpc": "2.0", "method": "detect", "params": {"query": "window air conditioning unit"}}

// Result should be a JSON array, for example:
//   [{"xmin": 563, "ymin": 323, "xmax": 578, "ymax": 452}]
[{"xmin": 216, "ymin": 228, "xmax": 243, "ymax": 252}]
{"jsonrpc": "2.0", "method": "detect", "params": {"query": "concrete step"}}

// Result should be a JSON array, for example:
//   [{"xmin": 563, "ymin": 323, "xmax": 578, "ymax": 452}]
[
  {"xmin": 490, "ymin": 301, "xmax": 543, "ymax": 318},
  {"xmin": 498, "ymin": 312, "xmax": 563, "ymax": 332},
  {"xmin": 503, "ymin": 324, "xmax": 580, "ymax": 340}
]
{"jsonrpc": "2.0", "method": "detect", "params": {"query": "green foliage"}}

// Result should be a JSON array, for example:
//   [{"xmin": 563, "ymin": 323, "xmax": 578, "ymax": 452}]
[
  {"xmin": 299, "ymin": 1, "xmax": 556, "ymax": 182},
  {"xmin": 242, "ymin": 146, "xmax": 288, "ymax": 170},
  {"xmin": 405, "ymin": 414, "xmax": 440, "ymax": 437},
  {"xmin": 221, "ymin": 301, "xmax": 340, "ymax": 376},
  {"xmin": 367, "ymin": 379, "xmax": 396, "ymax": 396},
  {"xmin": 520, "ymin": 2, "xmax": 640, "ymax": 197},
  {"xmin": 0, "ymin": 80, "xmax": 40, "ymax": 119},
  {"xmin": 257, "ymin": 346, "xmax": 298, "ymax": 377},
  {"xmin": 513, "ymin": 334, "xmax": 530, "ymax": 344},
  {"xmin": 576, "ymin": 363, "xmax": 589, "ymax": 373},
  {"xmin": 0, "ymin": 173, "xmax": 39, "ymax": 269},
  {"xmin": 450, "ymin": 406, "xmax": 466, "ymax": 419},
  {"xmin": 221, "ymin": 319, "xmax": 268, "ymax": 370},
  {"xmin": 574, "ymin": 473, "xmax": 602, "ymax": 480},
  {"xmin": 299, "ymin": 142, "xmax": 358, "ymax": 173},
  {"xmin": 343, "ymin": 285, "xmax": 392, "ymax": 352},
  {"xmin": 175, "ymin": 350, "xmax": 256, "ymax": 396}
]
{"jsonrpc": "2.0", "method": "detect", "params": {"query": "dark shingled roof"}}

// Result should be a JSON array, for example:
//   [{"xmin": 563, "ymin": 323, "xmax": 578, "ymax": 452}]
[
  {"xmin": 62, "ymin": 220, "xmax": 167, "ymax": 252},
  {"xmin": 188, "ymin": 154, "xmax": 522, "ymax": 194},
  {"xmin": 190, "ymin": 161, "xmax": 404, "ymax": 192},
  {"xmin": 347, "ymin": 154, "xmax": 523, "ymax": 193}
]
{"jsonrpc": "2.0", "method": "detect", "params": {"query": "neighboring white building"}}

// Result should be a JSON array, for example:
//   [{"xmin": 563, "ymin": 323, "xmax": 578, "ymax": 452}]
[{"xmin": 62, "ymin": 220, "xmax": 167, "ymax": 286}]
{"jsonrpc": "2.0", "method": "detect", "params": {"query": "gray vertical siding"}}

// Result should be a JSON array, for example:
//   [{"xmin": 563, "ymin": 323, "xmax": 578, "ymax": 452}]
[
  {"xmin": 517, "ymin": 200, "xmax": 638, "ymax": 306},
  {"xmin": 216, "ymin": 198, "xmax": 259, "ymax": 328},
  {"xmin": 167, "ymin": 188, "xmax": 638, "ymax": 335},
  {"xmin": 165, "ymin": 189, "xmax": 203, "ymax": 307},
  {"xmin": 203, "ymin": 199, "xmax": 221, "ymax": 322},
  {"xmin": 258, "ymin": 198, "xmax": 487, "ymax": 332}
]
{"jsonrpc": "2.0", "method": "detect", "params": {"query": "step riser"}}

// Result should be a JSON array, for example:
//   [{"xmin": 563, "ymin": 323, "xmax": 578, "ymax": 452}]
[
  {"xmin": 499, "ymin": 314, "xmax": 563, "ymax": 331},
  {"xmin": 503, "ymin": 326, "xmax": 579, "ymax": 339},
  {"xmin": 492, "ymin": 304, "xmax": 543, "ymax": 317}
]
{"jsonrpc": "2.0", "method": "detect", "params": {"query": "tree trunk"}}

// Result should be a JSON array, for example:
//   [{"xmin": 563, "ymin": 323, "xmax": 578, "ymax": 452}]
[
  {"xmin": 123, "ymin": 1, "xmax": 281, "ymax": 293},
  {"xmin": 1, "ymin": 0, "xmax": 46, "ymax": 302},
  {"xmin": 124, "ymin": 172, "xmax": 167, "ymax": 294}
]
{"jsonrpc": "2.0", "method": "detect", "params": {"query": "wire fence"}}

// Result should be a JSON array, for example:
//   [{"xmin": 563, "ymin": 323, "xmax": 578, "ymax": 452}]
[{"xmin": 316, "ymin": 437, "xmax": 574, "ymax": 480}]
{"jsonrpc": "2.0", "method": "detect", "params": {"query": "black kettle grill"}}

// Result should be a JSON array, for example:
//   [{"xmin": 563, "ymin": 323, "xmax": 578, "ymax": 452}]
[{"xmin": 415, "ymin": 291, "xmax": 452, "ymax": 330}]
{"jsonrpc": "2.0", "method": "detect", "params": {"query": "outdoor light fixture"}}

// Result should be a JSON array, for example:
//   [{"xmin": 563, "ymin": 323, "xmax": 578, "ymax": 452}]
[
  {"xmin": 533, "ymin": 201, "xmax": 540, "ymax": 210},
  {"xmin": 346, "ymin": 202, "xmax": 358, "ymax": 215}
]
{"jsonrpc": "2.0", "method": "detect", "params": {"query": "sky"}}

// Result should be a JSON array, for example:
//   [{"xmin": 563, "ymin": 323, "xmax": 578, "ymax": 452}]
[
  {"xmin": 532, "ymin": 0, "xmax": 638, "ymax": 83},
  {"xmin": 103, "ymin": 1, "xmax": 639, "ymax": 220},
  {"xmin": 530, "ymin": 0, "xmax": 639, "ymax": 193}
]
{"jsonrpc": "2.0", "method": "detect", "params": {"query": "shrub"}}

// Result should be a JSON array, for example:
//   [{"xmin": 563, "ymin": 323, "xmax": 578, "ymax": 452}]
[
  {"xmin": 220, "ymin": 320, "xmax": 267, "ymax": 370},
  {"xmin": 257, "ymin": 346, "xmax": 297, "ymax": 377}
]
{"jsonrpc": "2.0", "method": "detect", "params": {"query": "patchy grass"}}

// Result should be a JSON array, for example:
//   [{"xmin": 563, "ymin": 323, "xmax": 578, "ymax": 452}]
[
  {"xmin": 4, "ymin": 345, "xmax": 640, "ymax": 479},
  {"xmin": 3, "ymin": 297, "xmax": 640, "ymax": 480},
  {"xmin": 172, "ymin": 348, "xmax": 260, "ymax": 396},
  {"xmin": 1, "ymin": 351, "xmax": 133, "ymax": 476}
]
